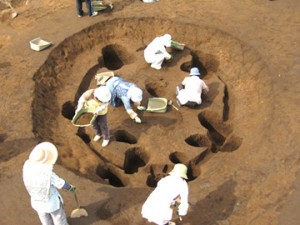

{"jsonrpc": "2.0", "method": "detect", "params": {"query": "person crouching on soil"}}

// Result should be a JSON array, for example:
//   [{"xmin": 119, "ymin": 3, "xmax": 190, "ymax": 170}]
[
  {"xmin": 176, "ymin": 67, "xmax": 209, "ymax": 108},
  {"xmin": 105, "ymin": 75, "xmax": 145, "ymax": 123},
  {"xmin": 144, "ymin": 34, "xmax": 173, "ymax": 70},
  {"xmin": 141, "ymin": 163, "xmax": 189, "ymax": 225},
  {"xmin": 75, "ymin": 86, "xmax": 111, "ymax": 147},
  {"xmin": 23, "ymin": 142, "xmax": 77, "ymax": 225}
]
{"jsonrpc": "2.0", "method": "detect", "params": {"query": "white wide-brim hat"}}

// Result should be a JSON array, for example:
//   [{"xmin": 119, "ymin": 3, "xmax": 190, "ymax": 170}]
[
  {"xmin": 29, "ymin": 142, "xmax": 58, "ymax": 165},
  {"xmin": 169, "ymin": 163, "xmax": 188, "ymax": 179},
  {"xmin": 127, "ymin": 86, "xmax": 143, "ymax": 103}
]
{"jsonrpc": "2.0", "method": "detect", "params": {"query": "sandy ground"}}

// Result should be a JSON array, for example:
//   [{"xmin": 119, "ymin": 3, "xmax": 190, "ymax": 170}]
[{"xmin": 0, "ymin": 0, "xmax": 299, "ymax": 225}]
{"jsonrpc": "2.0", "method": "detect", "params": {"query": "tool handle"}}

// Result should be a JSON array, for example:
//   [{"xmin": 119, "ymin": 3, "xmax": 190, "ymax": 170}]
[
  {"xmin": 73, "ymin": 192, "xmax": 81, "ymax": 208},
  {"xmin": 171, "ymin": 104, "xmax": 179, "ymax": 111}
]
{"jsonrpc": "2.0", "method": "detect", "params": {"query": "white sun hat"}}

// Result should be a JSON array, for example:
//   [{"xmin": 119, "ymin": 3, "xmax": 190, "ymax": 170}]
[
  {"xmin": 94, "ymin": 86, "xmax": 112, "ymax": 103},
  {"xmin": 127, "ymin": 86, "xmax": 143, "ymax": 103},
  {"xmin": 29, "ymin": 142, "xmax": 58, "ymax": 165},
  {"xmin": 169, "ymin": 163, "xmax": 188, "ymax": 179}
]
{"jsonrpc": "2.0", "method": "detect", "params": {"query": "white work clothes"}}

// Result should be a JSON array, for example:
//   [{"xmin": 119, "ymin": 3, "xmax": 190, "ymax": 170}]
[
  {"xmin": 23, "ymin": 160, "xmax": 66, "ymax": 213},
  {"xmin": 144, "ymin": 36, "xmax": 172, "ymax": 68},
  {"xmin": 141, "ymin": 174, "xmax": 189, "ymax": 225},
  {"xmin": 177, "ymin": 76, "xmax": 209, "ymax": 105}
]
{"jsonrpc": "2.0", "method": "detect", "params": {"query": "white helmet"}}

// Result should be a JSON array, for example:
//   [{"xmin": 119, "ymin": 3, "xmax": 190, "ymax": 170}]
[
  {"xmin": 162, "ymin": 34, "xmax": 172, "ymax": 47},
  {"xmin": 94, "ymin": 86, "xmax": 111, "ymax": 103}
]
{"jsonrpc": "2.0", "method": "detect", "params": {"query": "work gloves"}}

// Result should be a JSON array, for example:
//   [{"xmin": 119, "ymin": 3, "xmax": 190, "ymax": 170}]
[
  {"xmin": 165, "ymin": 53, "xmax": 172, "ymax": 60},
  {"xmin": 137, "ymin": 106, "xmax": 146, "ymax": 111},
  {"xmin": 127, "ymin": 109, "xmax": 142, "ymax": 123},
  {"xmin": 69, "ymin": 185, "xmax": 77, "ymax": 193},
  {"xmin": 94, "ymin": 104, "xmax": 106, "ymax": 115},
  {"xmin": 134, "ymin": 116, "xmax": 142, "ymax": 123}
]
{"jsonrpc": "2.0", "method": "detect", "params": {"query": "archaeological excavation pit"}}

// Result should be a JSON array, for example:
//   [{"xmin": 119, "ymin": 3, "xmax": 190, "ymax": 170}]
[{"xmin": 31, "ymin": 17, "xmax": 271, "ymax": 188}]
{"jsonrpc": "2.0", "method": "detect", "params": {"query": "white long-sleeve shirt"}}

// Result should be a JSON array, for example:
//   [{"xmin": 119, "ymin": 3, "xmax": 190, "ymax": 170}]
[
  {"xmin": 144, "ymin": 37, "xmax": 171, "ymax": 63},
  {"xmin": 141, "ymin": 174, "xmax": 189, "ymax": 225},
  {"xmin": 23, "ymin": 161, "xmax": 66, "ymax": 213},
  {"xmin": 177, "ymin": 76, "xmax": 209, "ymax": 105}
]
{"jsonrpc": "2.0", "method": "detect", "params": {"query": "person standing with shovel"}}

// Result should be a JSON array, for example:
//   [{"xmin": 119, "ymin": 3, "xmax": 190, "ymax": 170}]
[{"xmin": 23, "ymin": 142, "xmax": 77, "ymax": 225}]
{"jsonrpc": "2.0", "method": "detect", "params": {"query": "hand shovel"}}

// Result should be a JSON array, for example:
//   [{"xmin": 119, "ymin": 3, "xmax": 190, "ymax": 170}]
[{"xmin": 70, "ymin": 191, "xmax": 88, "ymax": 218}]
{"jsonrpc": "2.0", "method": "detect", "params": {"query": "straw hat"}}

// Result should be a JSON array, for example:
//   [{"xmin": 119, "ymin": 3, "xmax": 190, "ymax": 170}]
[
  {"xmin": 95, "ymin": 71, "xmax": 114, "ymax": 86},
  {"xmin": 29, "ymin": 142, "xmax": 58, "ymax": 165},
  {"xmin": 169, "ymin": 163, "xmax": 188, "ymax": 179},
  {"xmin": 189, "ymin": 67, "xmax": 201, "ymax": 76}
]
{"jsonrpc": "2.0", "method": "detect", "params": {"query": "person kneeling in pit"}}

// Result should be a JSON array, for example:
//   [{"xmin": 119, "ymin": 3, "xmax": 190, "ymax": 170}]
[
  {"xmin": 176, "ymin": 67, "xmax": 209, "ymax": 108},
  {"xmin": 104, "ymin": 75, "xmax": 145, "ymax": 123},
  {"xmin": 144, "ymin": 34, "xmax": 173, "ymax": 70},
  {"xmin": 75, "ymin": 86, "xmax": 111, "ymax": 147}
]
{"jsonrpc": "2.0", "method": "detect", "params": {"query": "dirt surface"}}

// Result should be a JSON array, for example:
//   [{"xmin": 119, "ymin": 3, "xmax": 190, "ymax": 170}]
[{"xmin": 0, "ymin": 0, "xmax": 299, "ymax": 225}]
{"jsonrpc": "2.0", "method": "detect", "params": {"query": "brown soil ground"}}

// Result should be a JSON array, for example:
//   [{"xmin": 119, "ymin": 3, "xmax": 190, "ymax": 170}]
[{"xmin": 0, "ymin": 0, "xmax": 299, "ymax": 225}]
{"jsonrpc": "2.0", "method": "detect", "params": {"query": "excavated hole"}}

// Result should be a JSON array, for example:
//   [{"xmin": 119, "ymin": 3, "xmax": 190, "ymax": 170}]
[
  {"xmin": 145, "ymin": 78, "xmax": 168, "ymax": 97},
  {"xmin": 124, "ymin": 147, "xmax": 149, "ymax": 174},
  {"xmin": 30, "ymin": 17, "xmax": 258, "ymax": 188},
  {"xmin": 198, "ymin": 111, "xmax": 233, "ymax": 146},
  {"xmin": 146, "ymin": 164, "xmax": 172, "ymax": 187},
  {"xmin": 114, "ymin": 130, "xmax": 137, "ymax": 144},
  {"xmin": 185, "ymin": 134, "xmax": 211, "ymax": 147},
  {"xmin": 199, "ymin": 114, "xmax": 226, "ymax": 146},
  {"xmin": 169, "ymin": 152, "xmax": 189, "ymax": 164},
  {"xmin": 101, "ymin": 44, "xmax": 134, "ymax": 70},
  {"xmin": 61, "ymin": 101, "xmax": 76, "ymax": 120},
  {"xmin": 76, "ymin": 127, "xmax": 91, "ymax": 143},
  {"xmin": 180, "ymin": 51, "xmax": 208, "ymax": 77},
  {"xmin": 96, "ymin": 164, "xmax": 127, "ymax": 187}
]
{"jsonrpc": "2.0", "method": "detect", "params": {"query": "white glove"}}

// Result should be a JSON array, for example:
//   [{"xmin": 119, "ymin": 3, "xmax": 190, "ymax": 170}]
[
  {"xmin": 95, "ymin": 105, "xmax": 106, "ymax": 114},
  {"xmin": 165, "ymin": 54, "xmax": 172, "ymax": 60},
  {"xmin": 134, "ymin": 116, "xmax": 142, "ymax": 123},
  {"xmin": 137, "ymin": 106, "xmax": 146, "ymax": 111}
]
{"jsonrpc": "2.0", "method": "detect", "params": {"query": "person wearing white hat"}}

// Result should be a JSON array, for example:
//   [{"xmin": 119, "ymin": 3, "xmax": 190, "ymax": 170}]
[
  {"xmin": 141, "ymin": 163, "xmax": 189, "ymax": 225},
  {"xmin": 176, "ymin": 67, "xmax": 209, "ymax": 108},
  {"xmin": 23, "ymin": 142, "xmax": 76, "ymax": 225},
  {"xmin": 105, "ymin": 76, "xmax": 145, "ymax": 123},
  {"xmin": 144, "ymin": 34, "xmax": 173, "ymax": 70},
  {"xmin": 75, "ymin": 86, "xmax": 111, "ymax": 147}
]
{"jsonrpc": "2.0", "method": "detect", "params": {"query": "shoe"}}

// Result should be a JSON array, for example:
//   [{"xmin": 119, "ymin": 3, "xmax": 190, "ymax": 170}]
[
  {"xmin": 168, "ymin": 222, "xmax": 176, "ymax": 225},
  {"xmin": 91, "ymin": 11, "xmax": 98, "ymax": 17},
  {"xmin": 102, "ymin": 139, "xmax": 109, "ymax": 147},
  {"xmin": 93, "ymin": 135, "xmax": 102, "ymax": 142},
  {"xmin": 78, "ymin": 14, "xmax": 83, "ymax": 17},
  {"xmin": 150, "ymin": 64, "xmax": 161, "ymax": 70}
]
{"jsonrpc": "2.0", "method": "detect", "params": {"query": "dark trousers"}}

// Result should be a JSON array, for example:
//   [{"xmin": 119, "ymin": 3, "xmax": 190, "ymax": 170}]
[
  {"xmin": 76, "ymin": 0, "xmax": 93, "ymax": 16},
  {"xmin": 92, "ymin": 114, "xmax": 110, "ymax": 140}
]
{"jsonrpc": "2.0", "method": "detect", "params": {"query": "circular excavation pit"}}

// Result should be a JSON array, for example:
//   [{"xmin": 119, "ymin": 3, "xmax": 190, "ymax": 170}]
[{"xmin": 31, "ymin": 17, "xmax": 271, "ymax": 188}]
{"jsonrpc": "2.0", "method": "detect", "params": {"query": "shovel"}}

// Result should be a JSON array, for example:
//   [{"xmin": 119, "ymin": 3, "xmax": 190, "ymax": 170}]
[{"xmin": 70, "ymin": 191, "xmax": 88, "ymax": 218}]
